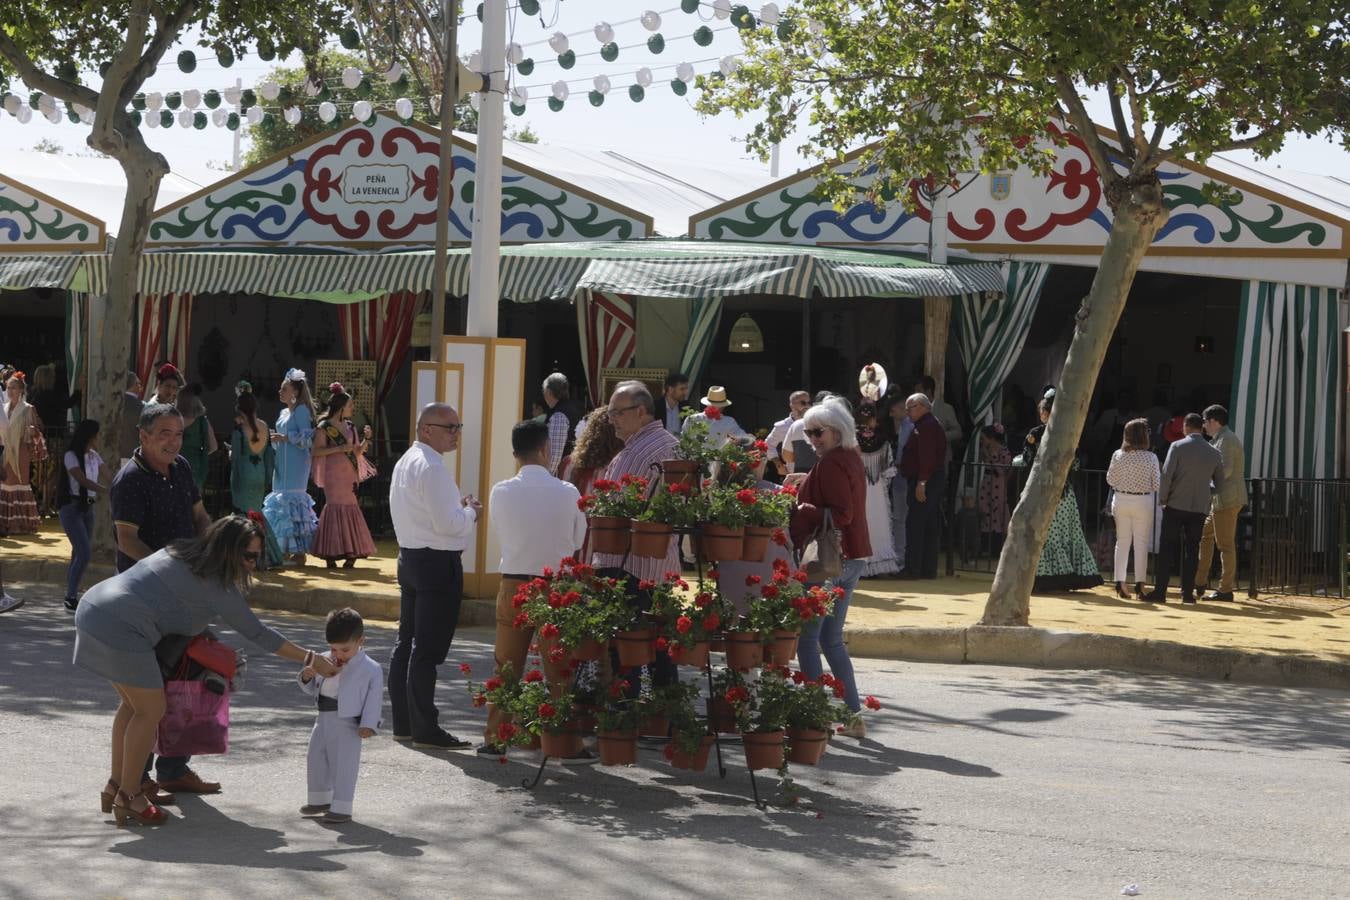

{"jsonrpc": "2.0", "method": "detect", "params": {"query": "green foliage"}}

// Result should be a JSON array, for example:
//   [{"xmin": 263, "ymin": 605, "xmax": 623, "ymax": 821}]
[{"xmin": 508, "ymin": 123, "xmax": 540, "ymax": 143}]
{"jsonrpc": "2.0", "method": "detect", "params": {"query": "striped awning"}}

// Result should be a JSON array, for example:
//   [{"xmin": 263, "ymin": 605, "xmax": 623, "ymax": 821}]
[
  {"xmin": 575, "ymin": 254, "xmax": 813, "ymax": 298},
  {"xmin": 815, "ymin": 257, "xmax": 1008, "ymax": 298},
  {"xmin": 0, "ymin": 253, "xmax": 83, "ymax": 289}
]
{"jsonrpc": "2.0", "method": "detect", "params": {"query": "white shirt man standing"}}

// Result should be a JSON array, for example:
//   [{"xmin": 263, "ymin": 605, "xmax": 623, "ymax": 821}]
[
  {"xmin": 681, "ymin": 386, "xmax": 750, "ymax": 445},
  {"xmin": 766, "ymin": 390, "xmax": 810, "ymax": 475},
  {"xmin": 479, "ymin": 420, "xmax": 589, "ymax": 757},
  {"xmin": 388, "ymin": 402, "xmax": 482, "ymax": 750}
]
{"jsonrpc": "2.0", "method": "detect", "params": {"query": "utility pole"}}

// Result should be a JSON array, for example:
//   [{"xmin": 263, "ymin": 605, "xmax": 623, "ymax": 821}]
[
  {"xmin": 231, "ymin": 77, "xmax": 242, "ymax": 170},
  {"xmin": 430, "ymin": 0, "xmax": 458, "ymax": 362},
  {"xmin": 466, "ymin": 0, "xmax": 505, "ymax": 338}
]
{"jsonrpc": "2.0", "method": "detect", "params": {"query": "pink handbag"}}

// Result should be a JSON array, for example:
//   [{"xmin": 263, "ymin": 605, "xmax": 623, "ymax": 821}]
[{"xmin": 154, "ymin": 680, "xmax": 230, "ymax": 756}]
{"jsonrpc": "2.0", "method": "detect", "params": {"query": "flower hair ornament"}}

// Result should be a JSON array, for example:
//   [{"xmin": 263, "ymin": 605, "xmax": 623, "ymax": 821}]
[
  {"xmin": 157, "ymin": 363, "xmax": 182, "ymax": 382},
  {"xmin": 9, "ymin": 370, "xmax": 26, "ymax": 383},
  {"xmin": 285, "ymin": 367, "xmax": 308, "ymax": 383},
  {"xmin": 235, "ymin": 380, "xmax": 253, "ymax": 396},
  {"xmin": 1043, "ymin": 387, "xmax": 1057, "ymax": 400},
  {"xmin": 244, "ymin": 509, "xmax": 267, "ymax": 530},
  {"xmin": 329, "ymin": 382, "xmax": 345, "ymax": 395}
]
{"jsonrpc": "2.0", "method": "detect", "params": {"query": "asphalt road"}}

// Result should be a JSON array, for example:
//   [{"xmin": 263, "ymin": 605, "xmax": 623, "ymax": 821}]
[{"xmin": 2, "ymin": 581, "xmax": 1347, "ymax": 899}]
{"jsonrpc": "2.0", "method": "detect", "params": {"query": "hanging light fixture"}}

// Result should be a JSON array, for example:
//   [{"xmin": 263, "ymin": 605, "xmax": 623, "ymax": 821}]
[{"xmin": 728, "ymin": 313, "xmax": 764, "ymax": 353}]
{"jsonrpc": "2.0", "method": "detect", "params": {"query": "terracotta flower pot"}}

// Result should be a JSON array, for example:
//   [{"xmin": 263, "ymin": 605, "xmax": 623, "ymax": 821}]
[
  {"xmin": 741, "ymin": 525, "xmax": 773, "ymax": 562},
  {"xmin": 786, "ymin": 727, "xmax": 829, "ymax": 766},
  {"xmin": 571, "ymin": 638, "xmax": 607, "ymax": 661},
  {"xmin": 613, "ymin": 628, "xmax": 658, "ymax": 667},
  {"xmin": 661, "ymin": 458, "xmax": 699, "ymax": 489},
  {"xmin": 723, "ymin": 630, "xmax": 764, "ymax": 670},
  {"xmin": 708, "ymin": 697, "xmax": 739, "ymax": 734},
  {"xmin": 697, "ymin": 523, "xmax": 744, "ymax": 562},
  {"xmin": 630, "ymin": 521, "xmax": 674, "ymax": 559},
  {"xmin": 540, "ymin": 729, "xmax": 583, "ymax": 759},
  {"xmin": 587, "ymin": 515, "xmax": 632, "ymax": 554},
  {"xmin": 573, "ymin": 704, "xmax": 599, "ymax": 735},
  {"xmin": 596, "ymin": 729, "xmax": 638, "ymax": 766},
  {"xmin": 638, "ymin": 714, "xmax": 670, "ymax": 737},
  {"xmin": 668, "ymin": 734, "xmax": 716, "ymax": 772},
  {"xmin": 670, "ymin": 640, "xmax": 711, "ymax": 669},
  {"xmin": 743, "ymin": 728, "xmax": 786, "ymax": 771},
  {"xmin": 762, "ymin": 629, "xmax": 800, "ymax": 665}
]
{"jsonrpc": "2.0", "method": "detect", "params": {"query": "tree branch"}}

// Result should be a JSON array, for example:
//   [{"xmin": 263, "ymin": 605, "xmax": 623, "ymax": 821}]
[
  {"xmin": 1106, "ymin": 76, "xmax": 1134, "ymax": 161},
  {"xmin": 0, "ymin": 33, "xmax": 100, "ymax": 109},
  {"xmin": 1159, "ymin": 122, "xmax": 1288, "ymax": 164},
  {"xmin": 1118, "ymin": 65, "xmax": 1150, "ymax": 163},
  {"xmin": 119, "ymin": 0, "xmax": 201, "ymax": 107},
  {"xmin": 1052, "ymin": 72, "xmax": 1124, "ymax": 192}
]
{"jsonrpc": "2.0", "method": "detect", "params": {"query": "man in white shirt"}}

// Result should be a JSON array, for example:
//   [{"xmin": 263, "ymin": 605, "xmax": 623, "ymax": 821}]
[
  {"xmin": 681, "ymin": 385, "xmax": 750, "ymax": 446},
  {"xmin": 766, "ymin": 390, "xmax": 810, "ymax": 475},
  {"xmin": 388, "ymin": 402, "xmax": 482, "ymax": 750},
  {"xmin": 479, "ymin": 420, "xmax": 589, "ymax": 756}
]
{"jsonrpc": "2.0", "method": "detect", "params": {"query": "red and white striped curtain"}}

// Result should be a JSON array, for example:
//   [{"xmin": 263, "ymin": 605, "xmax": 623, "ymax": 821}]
[
  {"xmin": 338, "ymin": 292, "xmax": 420, "ymax": 451},
  {"xmin": 135, "ymin": 292, "xmax": 194, "ymax": 395},
  {"xmin": 577, "ymin": 290, "xmax": 637, "ymax": 403},
  {"xmin": 135, "ymin": 294, "xmax": 164, "ymax": 394}
]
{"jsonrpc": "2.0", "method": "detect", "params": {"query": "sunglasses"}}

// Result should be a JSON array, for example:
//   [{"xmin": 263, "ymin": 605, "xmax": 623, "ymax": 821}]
[
  {"xmin": 804, "ymin": 428, "xmax": 826, "ymax": 438},
  {"xmin": 242, "ymin": 551, "xmax": 262, "ymax": 563},
  {"xmin": 426, "ymin": 422, "xmax": 465, "ymax": 434}
]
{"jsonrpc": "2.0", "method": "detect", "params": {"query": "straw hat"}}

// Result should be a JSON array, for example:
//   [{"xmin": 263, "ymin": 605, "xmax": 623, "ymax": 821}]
[{"xmin": 699, "ymin": 386, "xmax": 732, "ymax": 408}]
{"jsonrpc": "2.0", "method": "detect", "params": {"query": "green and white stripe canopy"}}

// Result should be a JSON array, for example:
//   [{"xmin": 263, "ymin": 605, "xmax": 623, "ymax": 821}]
[{"xmin": 0, "ymin": 253, "xmax": 84, "ymax": 290}]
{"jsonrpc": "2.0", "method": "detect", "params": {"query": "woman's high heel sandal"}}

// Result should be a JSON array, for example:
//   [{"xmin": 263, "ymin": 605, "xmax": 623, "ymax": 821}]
[
  {"xmin": 112, "ymin": 790, "xmax": 168, "ymax": 827},
  {"xmin": 100, "ymin": 779, "xmax": 119, "ymax": 814},
  {"xmin": 1134, "ymin": 582, "xmax": 1145, "ymax": 599},
  {"xmin": 1114, "ymin": 581, "xmax": 1129, "ymax": 599}
]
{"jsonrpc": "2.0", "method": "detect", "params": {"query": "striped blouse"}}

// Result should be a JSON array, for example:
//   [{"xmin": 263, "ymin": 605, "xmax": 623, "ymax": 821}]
[
  {"xmin": 1107, "ymin": 449, "xmax": 1161, "ymax": 494},
  {"xmin": 592, "ymin": 420, "xmax": 680, "ymax": 582}
]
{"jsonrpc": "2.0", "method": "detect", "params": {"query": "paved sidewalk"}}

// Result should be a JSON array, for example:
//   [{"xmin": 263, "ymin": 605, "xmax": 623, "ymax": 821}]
[{"xmin": 8, "ymin": 524, "xmax": 1349, "ymax": 684}]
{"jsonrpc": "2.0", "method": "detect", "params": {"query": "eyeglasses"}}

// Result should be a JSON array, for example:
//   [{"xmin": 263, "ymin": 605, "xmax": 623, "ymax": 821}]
[
  {"xmin": 242, "ymin": 551, "xmax": 261, "ymax": 563},
  {"xmin": 426, "ymin": 422, "xmax": 465, "ymax": 434},
  {"xmin": 607, "ymin": 403, "xmax": 641, "ymax": 417},
  {"xmin": 804, "ymin": 428, "xmax": 826, "ymax": 438}
]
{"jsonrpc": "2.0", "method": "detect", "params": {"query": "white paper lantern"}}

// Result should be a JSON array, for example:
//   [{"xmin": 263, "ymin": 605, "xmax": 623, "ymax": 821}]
[
  {"xmin": 641, "ymin": 10, "xmax": 662, "ymax": 31},
  {"xmin": 713, "ymin": 0, "xmax": 732, "ymax": 20},
  {"xmin": 635, "ymin": 67, "xmax": 654, "ymax": 87},
  {"xmin": 384, "ymin": 62, "xmax": 403, "ymax": 83},
  {"xmin": 38, "ymin": 94, "xmax": 56, "ymax": 116},
  {"xmin": 145, "ymin": 91, "xmax": 163, "ymax": 111},
  {"xmin": 212, "ymin": 107, "xmax": 228, "ymax": 127},
  {"xmin": 178, "ymin": 109, "xmax": 193, "ymax": 128},
  {"xmin": 592, "ymin": 74, "xmax": 610, "ymax": 95},
  {"xmin": 676, "ymin": 62, "xmax": 695, "ymax": 83},
  {"xmin": 394, "ymin": 97, "xmax": 413, "ymax": 119},
  {"xmin": 808, "ymin": 18, "xmax": 825, "ymax": 35},
  {"xmin": 341, "ymin": 66, "xmax": 362, "ymax": 90},
  {"xmin": 45, "ymin": 108, "xmax": 62, "ymax": 124},
  {"xmin": 246, "ymin": 105, "xmax": 264, "ymax": 125},
  {"xmin": 2, "ymin": 94, "xmax": 19, "ymax": 116},
  {"xmin": 318, "ymin": 101, "xmax": 337, "ymax": 122},
  {"xmin": 594, "ymin": 21, "xmax": 614, "ymax": 44},
  {"xmin": 759, "ymin": 3, "xmax": 780, "ymax": 24},
  {"xmin": 145, "ymin": 110, "xmax": 159, "ymax": 128},
  {"xmin": 183, "ymin": 88, "xmax": 201, "ymax": 109},
  {"xmin": 510, "ymin": 86, "xmax": 528, "ymax": 105},
  {"xmin": 719, "ymin": 55, "xmax": 741, "ymax": 76},
  {"xmin": 80, "ymin": 107, "xmax": 95, "ymax": 125},
  {"xmin": 259, "ymin": 81, "xmax": 280, "ymax": 101},
  {"xmin": 467, "ymin": 51, "xmax": 483, "ymax": 73},
  {"xmin": 16, "ymin": 105, "xmax": 32, "ymax": 124},
  {"xmin": 304, "ymin": 78, "xmax": 320, "ymax": 97},
  {"xmin": 551, "ymin": 80, "xmax": 570, "ymax": 101},
  {"xmin": 548, "ymin": 32, "xmax": 569, "ymax": 54},
  {"xmin": 352, "ymin": 99, "xmax": 372, "ymax": 120},
  {"xmin": 224, "ymin": 85, "xmax": 242, "ymax": 106},
  {"xmin": 71, "ymin": 102, "xmax": 87, "ymax": 117},
  {"xmin": 283, "ymin": 106, "xmax": 302, "ymax": 125},
  {"xmin": 507, "ymin": 42, "xmax": 524, "ymax": 65}
]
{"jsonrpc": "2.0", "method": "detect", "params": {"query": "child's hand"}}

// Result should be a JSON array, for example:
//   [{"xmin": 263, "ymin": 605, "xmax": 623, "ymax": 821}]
[
  {"xmin": 300, "ymin": 665, "xmax": 316, "ymax": 683},
  {"xmin": 358, "ymin": 727, "xmax": 376, "ymax": 739}
]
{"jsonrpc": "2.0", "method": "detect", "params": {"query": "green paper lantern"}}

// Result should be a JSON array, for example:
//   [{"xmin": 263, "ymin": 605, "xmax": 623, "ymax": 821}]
[
  {"xmin": 193, "ymin": 111, "xmax": 207, "ymax": 129},
  {"xmin": 262, "ymin": 111, "xmax": 274, "ymax": 126},
  {"xmin": 56, "ymin": 61, "xmax": 78, "ymax": 82},
  {"xmin": 363, "ymin": 112, "xmax": 377, "ymax": 127},
  {"xmin": 647, "ymin": 33, "xmax": 665, "ymax": 54},
  {"xmin": 204, "ymin": 89, "xmax": 221, "ymax": 109},
  {"xmin": 600, "ymin": 42, "xmax": 618, "ymax": 62},
  {"xmin": 547, "ymin": 97, "xmax": 564, "ymax": 112},
  {"xmin": 681, "ymin": 0, "xmax": 699, "ymax": 12},
  {"xmin": 130, "ymin": 109, "xmax": 141, "ymax": 126},
  {"xmin": 241, "ymin": 88, "xmax": 257, "ymax": 109},
  {"xmin": 628, "ymin": 84, "xmax": 645, "ymax": 103},
  {"xmin": 355, "ymin": 77, "xmax": 373, "ymax": 99},
  {"xmin": 159, "ymin": 109, "xmax": 173, "ymax": 128},
  {"xmin": 776, "ymin": 19, "xmax": 794, "ymax": 41},
  {"xmin": 226, "ymin": 112, "xmax": 240, "ymax": 131},
  {"xmin": 731, "ymin": 5, "xmax": 755, "ymax": 29},
  {"xmin": 558, "ymin": 50, "xmax": 575, "ymax": 69},
  {"xmin": 510, "ymin": 102, "xmax": 526, "ymax": 117},
  {"xmin": 257, "ymin": 37, "xmax": 276, "ymax": 61},
  {"xmin": 66, "ymin": 107, "xmax": 80, "ymax": 124},
  {"xmin": 516, "ymin": 58, "xmax": 534, "ymax": 76},
  {"xmin": 520, "ymin": 0, "xmax": 540, "ymax": 12},
  {"xmin": 671, "ymin": 79, "xmax": 688, "ymax": 96},
  {"xmin": 394, "ymin": 72, "xmax": 410, "ymax": 91},
  {"xmin": 588, "ymin": 90, "xmax": 604, "ymax": 107},
  {"xmin": 693, "ymin": 26, "xmax": 714, "ymax": 46},
  {"xmin": 131, "ymin": 92, "xmax": 145, "ymax": 111},
  {"xmin": 177, "ymin": 50, "xmax": 196, "ymax": 73},
  {"xmin": 340, "ymin": 26, "xmax": 361, "ymax": 50},
  {"xmin": 165, "ymin": 91, "xmax": 182, "ymax": 110},
  {"xmin": 278, "ymin": 85, "xmax": 295, "ymax": 107},
  {"xmin": 99, "ymin": 61, "xmax": 112, "ymax": 78},
  {"xmin": 476, "ymin": 3, "xmax": 483, "ymax": 22},
  {"xmin": 216, "ymin": 45, "xmax": 235, "ymax": 68}
]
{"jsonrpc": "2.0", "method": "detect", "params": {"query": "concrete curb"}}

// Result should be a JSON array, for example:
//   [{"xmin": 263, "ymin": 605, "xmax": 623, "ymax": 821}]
[
  {"xmin": 847, "ymin": 624, "xmax": 1350, "ymax": 692},
  {"xmin": 14, "ymin": 559, "xmax": 1346, "ymax": 691}
]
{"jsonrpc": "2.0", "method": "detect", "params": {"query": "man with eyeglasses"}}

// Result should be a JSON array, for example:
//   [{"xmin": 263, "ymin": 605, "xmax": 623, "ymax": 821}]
[
  {"xmin": 388, "ymin": 403, "xmax": 482, "ymax": 750},
  {"xmin": 593, "ymin": 381, "xmax": 680, "ymax": 695}
]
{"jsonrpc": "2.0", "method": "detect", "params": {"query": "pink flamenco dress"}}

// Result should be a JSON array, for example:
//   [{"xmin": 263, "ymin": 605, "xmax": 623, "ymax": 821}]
[{"xmin": 310, "ymin": 420, "xmax": 376, "ymax": 564}]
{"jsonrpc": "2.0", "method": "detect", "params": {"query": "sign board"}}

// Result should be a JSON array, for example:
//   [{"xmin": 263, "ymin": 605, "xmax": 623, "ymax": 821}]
[{"xmin": 313, "ymin": 359, "xmax": 377, "ymax": 429}]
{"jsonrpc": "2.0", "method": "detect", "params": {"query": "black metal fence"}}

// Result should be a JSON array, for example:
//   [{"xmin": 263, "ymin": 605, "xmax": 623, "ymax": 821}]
[{"xmin": 1246, "ymin": 478, "xmax": 1350, "ymax": 599}]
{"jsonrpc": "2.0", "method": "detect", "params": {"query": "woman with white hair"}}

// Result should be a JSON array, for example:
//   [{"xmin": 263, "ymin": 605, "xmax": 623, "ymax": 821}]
[{"xmin": 786, "ymin": 396, "xmax": 871, "ymax": 738}]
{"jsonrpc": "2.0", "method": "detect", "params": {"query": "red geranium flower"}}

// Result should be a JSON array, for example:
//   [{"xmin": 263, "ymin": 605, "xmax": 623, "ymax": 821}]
[
  {"xmin": 512, "ymin": 611, "xmax": 529, "ymax": 628},
  {"xmin": 779, "ymin": 484, "xmax": 798, "ymax": 497},
  {"xmin": 704, "ymin": 405, "xmax": 723, "ymax": 420},
  {"xmin": 707, "ymin": 568, "xmax": 720, "ymax": 580},
  {"xmin": 485, "ymin": 677, "xmax": 503, "ymax": 692},
  {"xmin": 524, "ymin": 669, "xmax": 544, "ymax": 683},
  {"xmin": 864, "ymin": 695, "xmax": 882, "ymax": 710},
  {"xmin": 771, "ymin": 528, "xmax": 788, "ymax": 546},
  {"xmin": 724, "ymin": 685, "xmax": 749, "ymax": 704},
  {"xmin": 761, "ymin": 585, "xmax": 779, "ymax": 599},
  {"xmin": 676, "ymin": 615, "xmax": 693, "ymax": 634},
  {"xmin": 537, "ymin": 702, "xmax": 556, "ymax": 719},
  {"xmin": 560, "ymin": 556, "xmax": 576, "ymax": 568},
  {"xmin": 459, "ymin": 663, "xmax": 472, "ymax": 675},
  {"xmin": 540, "ymin": 622, "xmax": 560, "ymax": 640},
  {"xmin": 654, "ymin": 636, "xmax": 670, "ymax": 652},
  {"xmin": 745, "ymin": 574, "xmax": 761, "ymax": 586},
  {"xmin": 547, "ymin": 646, "xmax": 568, "ymax": 664},
  {"xmin": 703, "ymin": 612, "xmax": 721, "ymax": 631},
  {"xmin": 472, "ymin": 693, "xmax": 488, "ymax": 707},
  {"xmin": 695, "ymin": 592, "xmax": 712, "ymax": 608},
  {"xmin": 736, "ymin": 488, "xmax": 757, "ymax": 506},
  {"xmin": 577, "ymin": 497, "xmax": 591, "ymax": 511},
  {"xmin": 497, "ymin": 722, "xmax": 518, "ymax": 742},
  {"xmin": 639, "ymin": 579, "xmax": 656, "ymax": 591}
]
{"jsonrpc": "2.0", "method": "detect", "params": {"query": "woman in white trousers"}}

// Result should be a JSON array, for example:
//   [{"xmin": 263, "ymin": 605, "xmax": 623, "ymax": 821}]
[{"xmin": 1106, "ymin": 419, "xmax": 1161, "ymax": 599}]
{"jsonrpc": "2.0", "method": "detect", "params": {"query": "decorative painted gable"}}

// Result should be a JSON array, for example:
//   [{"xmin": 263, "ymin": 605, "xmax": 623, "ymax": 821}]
[{"xmin": 0, "ymin": 174, "xmax": 105, "ymax": 252}]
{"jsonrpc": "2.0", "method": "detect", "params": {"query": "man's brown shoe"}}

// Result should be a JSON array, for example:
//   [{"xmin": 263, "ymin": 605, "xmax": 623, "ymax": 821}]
[
  {"xmin": 140, "ymin": 779, "xmax": 178, "ymax": 806},
  {"xmin": 157, "ymin": 768, "xmax": 221, "ymax": 794}
]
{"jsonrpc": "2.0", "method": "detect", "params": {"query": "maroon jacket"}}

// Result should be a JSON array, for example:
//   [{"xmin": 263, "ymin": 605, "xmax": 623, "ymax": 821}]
[
  {"xmin": 900, "ymin": 411, "xmax": 947, "ymax": 482},
  {"xmin": 790, "ymin": 446, "xmax": 872, "ymax": 560}
]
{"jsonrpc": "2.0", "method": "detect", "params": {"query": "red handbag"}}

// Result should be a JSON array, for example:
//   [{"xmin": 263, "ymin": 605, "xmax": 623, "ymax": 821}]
[{"xmin": 184, "ymin": 634, "xmax": 237, "ymax": 679}]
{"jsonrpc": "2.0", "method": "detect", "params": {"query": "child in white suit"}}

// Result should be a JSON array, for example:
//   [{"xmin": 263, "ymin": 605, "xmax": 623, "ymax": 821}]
[{"xmin": 299, "ymin": 607, "xmax": 383, "ymax": 823}]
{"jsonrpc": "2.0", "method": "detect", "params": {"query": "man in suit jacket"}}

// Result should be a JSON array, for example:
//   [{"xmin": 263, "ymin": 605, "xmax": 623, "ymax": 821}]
[
  {"xmin": 1195, "ymin": 404, "xmax": 1247, "ymax": 600},
  {"xmin": 1145, "ymin": 413, "xmax": 1224, "ymax": 604}
]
